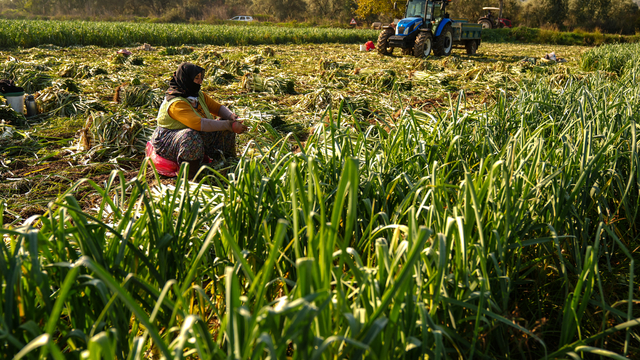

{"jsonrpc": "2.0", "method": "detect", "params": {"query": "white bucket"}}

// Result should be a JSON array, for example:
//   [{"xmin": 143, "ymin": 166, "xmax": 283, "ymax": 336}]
[
  {"xmin": 4, "ymin": 93, "xmax": 25, "ymax": 114},
  {"xmin": 359, "ymin": 44, "xmax": 366, "ymax": 51}
]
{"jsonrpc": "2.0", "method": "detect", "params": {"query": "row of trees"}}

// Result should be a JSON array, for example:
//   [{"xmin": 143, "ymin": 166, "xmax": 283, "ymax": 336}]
[
  {"xmin": 0, "ymin": 0, "xmax": 638, "ymax": 33},
  {"xmin": 355, "ymin": 0, "xmax": 640, "ymax": 34},
  {"xmin": 516, "ymin": 0, "xmax": 639, "ymax": 34},
  {"xmin": 0, "ymin": 0, "xmax": 357, "ymax": 23}
]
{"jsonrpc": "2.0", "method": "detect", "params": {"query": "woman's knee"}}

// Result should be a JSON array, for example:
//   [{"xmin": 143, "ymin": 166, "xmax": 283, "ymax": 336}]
[{"xmin": 177, "ymin": 129, "xmax": 204, "ymax": 161}]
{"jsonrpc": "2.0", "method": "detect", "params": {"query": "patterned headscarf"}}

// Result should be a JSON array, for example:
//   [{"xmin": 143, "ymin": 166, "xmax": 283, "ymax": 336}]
[{"xmin": 165, "ymin": 62, "xmax": 204, "ymax": 101}]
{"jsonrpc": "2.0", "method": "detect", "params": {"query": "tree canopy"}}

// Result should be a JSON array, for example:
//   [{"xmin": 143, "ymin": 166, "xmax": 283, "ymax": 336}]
[{"xmin": 0, "ymin": 0, "xmax": 637, "ymax": 33}]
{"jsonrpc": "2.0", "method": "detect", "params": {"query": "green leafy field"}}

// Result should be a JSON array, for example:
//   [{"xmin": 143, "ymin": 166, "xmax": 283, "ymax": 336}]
[
  {"xmin": 1, "ymin": 40, "xmax": 639, "ymax": 359},
  {"xmin": 1, "ymin": 19, "xmax": 639, "ymax": 49},
  {"xmin": 0, "ymin": 19, "xmax": 379, "ymax": 48}
]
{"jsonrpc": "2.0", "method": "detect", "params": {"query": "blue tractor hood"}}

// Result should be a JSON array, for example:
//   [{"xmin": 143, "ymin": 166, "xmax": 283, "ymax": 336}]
[{"xmin": 395, "ymin": 17, "xmax": 423, "ymax": 36}]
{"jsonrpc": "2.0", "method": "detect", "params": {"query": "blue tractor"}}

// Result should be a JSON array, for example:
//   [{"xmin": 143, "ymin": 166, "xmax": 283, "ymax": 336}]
[{"xmin": 377, "ymin": 0, "xmax": 482, "ymax": 57}]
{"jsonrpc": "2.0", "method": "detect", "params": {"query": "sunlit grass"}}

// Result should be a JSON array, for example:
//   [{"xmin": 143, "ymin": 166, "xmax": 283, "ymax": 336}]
[{"xmin": 0, "ymin": 19, "xmax": 379, "ymax": 48}]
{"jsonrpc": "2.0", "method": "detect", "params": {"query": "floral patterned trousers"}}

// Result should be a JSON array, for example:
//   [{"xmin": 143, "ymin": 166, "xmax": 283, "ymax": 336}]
[{"xmin": 150, "ymin": 126, "xmax": 236, "ymax": 163}]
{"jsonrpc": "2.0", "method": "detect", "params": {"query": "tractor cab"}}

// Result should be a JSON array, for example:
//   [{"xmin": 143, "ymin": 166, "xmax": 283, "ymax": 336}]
[
  {"xmin": 403, "ymin": 0, "xmax": 440, "ymax": 20},
  {"xmin": 482, "ymin": 7, "xmax": 499, "ymax": 20},
  {"xmin": 393, "ymin": 0, "xmax": 449, "ymax": 38},
  {"xmin": 422, "ymin": 0, "xmax": 446, "ymax": 22},
  {"xmin": 478, "ymin": 6, "xmax": 512, "ymax": 29}
]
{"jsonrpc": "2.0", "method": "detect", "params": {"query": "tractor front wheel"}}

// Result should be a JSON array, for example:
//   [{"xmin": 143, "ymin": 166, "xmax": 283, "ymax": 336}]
[
  {"xmin": 376, "ymin": 28, "xmax": 395, "ymax": 55},
  {"xmin": 414, "ymin": 31, "xmax": 433, "ymax": 58},
  {"xmin": 433, "ymin": 24, "xmax": 453, "ymax": 56}
]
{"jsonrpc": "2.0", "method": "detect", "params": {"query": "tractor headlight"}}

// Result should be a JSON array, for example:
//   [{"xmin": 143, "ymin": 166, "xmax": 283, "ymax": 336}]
[{"xmin": 404, "ymin": 26, "xmax": 411, "ymax": 35}]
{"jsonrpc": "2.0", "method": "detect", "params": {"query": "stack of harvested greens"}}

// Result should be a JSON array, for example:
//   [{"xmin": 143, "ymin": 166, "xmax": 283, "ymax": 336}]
[
  {"xmin": 356, "ymin": 69, "xmax": 397, "ymax": 89},
  {"xmin": 159, "ymin": 46, "xmax": 194, "ymax": 56},
  {"xmin": 78, "ymin": 110, "xmax": 154, "ymax": 160},
  {"xmin": 198, "ymin": 51, "xmax": 222, "ymax": 61},
  {"xmin": 203, "ymin": 66, "xmax": 235, "ymax": 85},
  {"xmin": 114, "ymin": 83, "xmax": 163, "ymax": 108},
  {"xmin": 0, "ymin": 105, "xmax": 26, "ymax": 127},
  {"xmin": 411, "ymin": 69, "xmax": 466, "ymax": 91},
  {"xmin": 318, "ymin": 58, "xmax": 354, "ymax": 71},
  {"xmin": 243, "ymin": 111, "xmax": 307, "ymax": 139},
  {"xmin": 136, "ymin": 43, "xmax": 156, "ymax": 51},
  {"xmin": 1, "ymin": 59, "xmax": 50, "ymax": 79},
  {"xmin": 15, "ymin": 69, "xmax": 52, "ymax": 93},
  {"xmin": 296, "ymin": 88, "xmax": 333, "ymax": 111},
  {"xmin": 111, "ymin": 53, "xmax": 144, "ymax": 66},
  {"xmin": 0, "ymin": 121, "xmax": 35, "ymax": 155},
  {"xmin": 0, "ymin": 122, "xmax": 16, "ymax": 146},
  {"xmin": 51, "ymin": 78, "xmax": 81, "ymax": 93},
  {"xmin": 218, "ymin": 59, "xmax": 256, "ymax": 76},
  {"xmin": 245, "ymin": 55, "xmax": 265, "ymax": 65},
  {"xmin": 37, "ymin": 82, "xmax": 104, "ymax": 116},
  {"xmin": 269, "ymin": 113, "xmax": 307, "ymax": 138},
  {"xmin": 0, "ymin": 95, "xmax": 27, "ymax": 126},
  {"xmin": 335, "ymin": 94, "xmax": 372, "ymax": 119},
  {"xmin": 1, "ymin": 59, "xmax": 53, "ymax": 94},
  {"xmin": 36, "ymin": 86, "xmax": 81, "ymax": 116},
  {"xmin": 58, "ymin": 63, "xmax": 107, "ymax": 78},
  {"xmin": 319, "ymin": 69, "xmax": 350, "ymax": 89},
  {"xmin": 241, "ymin": 73, "xmax": 295, "ymax": 94},
  {"xmin": 126, "ymin": 56, "xmax": 144, "ymax": 66},
  {"xmin": 111, "ymin": 53, "xmax": 129, "ymax": 64}
]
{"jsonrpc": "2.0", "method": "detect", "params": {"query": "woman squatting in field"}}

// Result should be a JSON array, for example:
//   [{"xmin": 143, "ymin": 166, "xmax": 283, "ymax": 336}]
[{"xmin": 150, "ymin": 62, "xmax": 247, "ymax": 178}]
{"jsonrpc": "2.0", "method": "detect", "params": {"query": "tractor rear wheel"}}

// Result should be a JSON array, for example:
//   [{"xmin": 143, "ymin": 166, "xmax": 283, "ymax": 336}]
[
  {"xmin": 376, "ymin": 29, "xmax": 395, "ymax": 55},
  {"xmin": 465, "ymin": 40, "xmax": 477, "ymax": 55},
  {"xmin": 478, "ymin": 19, "xmax": 492, "ymax": 29},
  {"xmin": 414, "ymin": 31, "xmax": 433, "ymax": 58},
  {"xmin": 433, "ymin": 24, "xmax": 453, "ymax": 56}
]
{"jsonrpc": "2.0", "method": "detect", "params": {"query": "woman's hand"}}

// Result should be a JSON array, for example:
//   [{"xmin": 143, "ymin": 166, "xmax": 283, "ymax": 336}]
[{"xmin": 231, "ymin": 120, "xmax": 248, "ymax": 134}]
